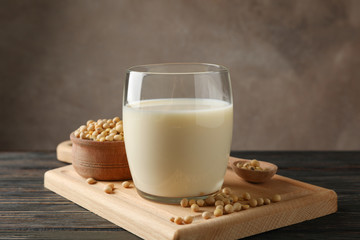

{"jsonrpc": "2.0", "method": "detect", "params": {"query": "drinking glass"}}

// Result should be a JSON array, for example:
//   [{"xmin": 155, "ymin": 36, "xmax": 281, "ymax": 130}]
[{"xmin": 123, "ymin": 63, "xmax": 233, "ymax": 203}]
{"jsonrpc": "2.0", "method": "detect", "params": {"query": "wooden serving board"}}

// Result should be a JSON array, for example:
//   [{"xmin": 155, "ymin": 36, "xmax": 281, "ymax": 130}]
[
  {"xmin": 56, "ymin": 140, "xmax": 72, "ymax": 163},
  {"xmin": 44, "ymin": 157, "xmax": 337, "ymax": 240}
]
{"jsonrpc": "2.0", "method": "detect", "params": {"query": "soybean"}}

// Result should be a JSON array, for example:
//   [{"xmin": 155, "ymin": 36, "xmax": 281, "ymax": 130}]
[
  {"xmin": 249, "ymin": 199, "xmax": 258, "ymax": 207},
  {"xmin": 257, "ymin": 198, "xmax": 264, "ymax": 206},
  {"xmin": 222, "ymin": 187, "xmax": 232, "ymax": 195},
  {"xmin": 215, "ymin": 200, "xmax": 224, "ymax": 207},
  {"xmin": 205, "ymin": 196, "xmax": 215, "ymax": 206},
  {"xmin": 224, "ymin": 204, "xmax": 234, "ymax": 214},
  {"xmin": 197, "ymin": 199, "xmax": 205, "ymax": 207},
  {"xmin": 264, "ymin": 198, "xmax": 271, "ymax": 205},
  {"xmin": 184, "ymin": 215, "xmax": 194, "ymax": 224},
  {"xmin": 174, "ymin": 217, "xmax": 183, "ymax": 225},
  {"xmin": 86, "ymin": 178, "xmax": 97, "ymax": 184},
  {"xmin": 242, "ymin": 204, "xmax": 250, "ymax": 210},
  {"xmin": 180, "ymin": 198, "xmax": 189, "ymax": 208},
  {"xmin": 191, "ymin": 204, "xmax": 200, "ymax": 212},
  {"xmin": 202, "ymin": 211, "xmax": 212, "ymax": 219},
  {"xmin": 272, "ymin": 194, "xmax": 281, "ymax": 203},
  {"xmin": 104, "ymin": 184, "xmax": 113, "ymax": 194},
  {"xmin": 122, "ymin": 181, "xmax": 131, "ymax": 188},
  {"xmin": 74, "ymin": 117, "xmax": 124, "ymax": 142},
  {"xmin": 233, "ymin": 202, "xmax": 242, "ymax": 211},
  {"xmin": 216, "ymin": 205, "xmax": 224, "ymax": 210},
  {"xmin": 242, "ymin": 192, "xmax": 251, "ymax": 200},
  {"xmin": 188, "ymin": 199, "xmax": 196, "ymax": 206},
  {"xmin": 214, "ymin": 209, "xmax": 223, "ymax": 217}
]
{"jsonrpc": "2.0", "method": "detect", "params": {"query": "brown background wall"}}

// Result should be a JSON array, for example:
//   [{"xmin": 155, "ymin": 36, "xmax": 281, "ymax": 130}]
[{"xmin": 1, "ymin": 0, "xmax": 359, "ymax": 151}]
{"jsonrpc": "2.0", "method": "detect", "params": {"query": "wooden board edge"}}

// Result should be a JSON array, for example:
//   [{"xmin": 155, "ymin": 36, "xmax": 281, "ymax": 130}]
[
  {"xmin": 175, "ymin": 189, "xmax": 338, "ymax": 239},
  {"xmin": 56, "ymin": 140, "xmax": 72, "ymax": 163},
  {"xmin": 44, "ymin": 168, "xmax": 175, "ymax": 240}
]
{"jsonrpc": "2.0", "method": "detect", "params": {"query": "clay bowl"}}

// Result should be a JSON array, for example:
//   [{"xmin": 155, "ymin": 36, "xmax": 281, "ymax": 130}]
[
  {"xmin": 229, "ymin": 158, "xmax": 277, "ymax": 183},
  {"xmin": 70, "ymin": 133, "xmax": 131, "ymax": 181}
]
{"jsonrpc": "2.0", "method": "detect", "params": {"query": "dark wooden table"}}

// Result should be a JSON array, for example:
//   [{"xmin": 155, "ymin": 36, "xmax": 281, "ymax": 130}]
[{"xmin": 0, "ymin": 152, "xmax": 359, "ymax": 239}]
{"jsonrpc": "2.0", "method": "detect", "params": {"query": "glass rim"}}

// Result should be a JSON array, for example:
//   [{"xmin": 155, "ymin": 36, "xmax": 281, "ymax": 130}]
[{"xmin": 127, "ymin": 62, "xmax": 229, "ymax": 75}]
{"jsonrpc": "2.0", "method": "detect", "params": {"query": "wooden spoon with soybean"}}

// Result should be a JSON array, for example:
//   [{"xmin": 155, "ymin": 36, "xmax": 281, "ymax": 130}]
[{"xmin": 229, "ymin": 157, "xmax": 278, "ymax": 183}]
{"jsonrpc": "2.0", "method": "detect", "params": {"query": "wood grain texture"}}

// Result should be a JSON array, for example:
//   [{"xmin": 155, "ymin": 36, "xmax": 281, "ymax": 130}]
[
  {"xmin": 56, "ymin": 140, "xmax": 72, "ymax": 163},
  {"xmin": 70, "ymin": 134, "xmax": 131, "ymax": 180},
  {"xmin": 44, "ymin": 157, "xmax": 337, "ymax": 240},
  {"xmin": 0, "ymin": 152, "xmax": 359, "ymax": 240}
]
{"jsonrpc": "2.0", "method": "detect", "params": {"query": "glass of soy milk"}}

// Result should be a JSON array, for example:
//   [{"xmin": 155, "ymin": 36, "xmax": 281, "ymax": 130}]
[{"xmin": 123, "ymin": 63, "xmax": 233, "ymax": 203}]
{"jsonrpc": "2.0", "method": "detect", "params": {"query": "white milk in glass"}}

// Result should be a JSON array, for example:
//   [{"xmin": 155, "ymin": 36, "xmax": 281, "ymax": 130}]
[{"xmin": 123, "ymin": 98, "xmax": 233, "ymax": 198}]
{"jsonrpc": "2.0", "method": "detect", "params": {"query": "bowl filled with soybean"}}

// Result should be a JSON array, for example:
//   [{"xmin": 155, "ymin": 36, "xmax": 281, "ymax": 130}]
[{"xmin": 70, "ymin": 117, "xmax": 132, "ymax": 181}]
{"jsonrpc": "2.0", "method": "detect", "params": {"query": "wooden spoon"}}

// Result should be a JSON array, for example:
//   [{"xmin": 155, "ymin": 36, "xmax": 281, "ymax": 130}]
[{"xmin": 229, "ymin": 157, "xmax": 278, "ymax": 183}]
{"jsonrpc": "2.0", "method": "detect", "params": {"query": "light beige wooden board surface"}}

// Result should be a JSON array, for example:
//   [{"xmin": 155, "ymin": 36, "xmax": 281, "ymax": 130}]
[
  {"xmin": 44, "ymin": 157, "xmax": 337, "ymax": 240},
  {"xmin": 56, "ymin": 140, "xmax": 72, "ymax": 163}
]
